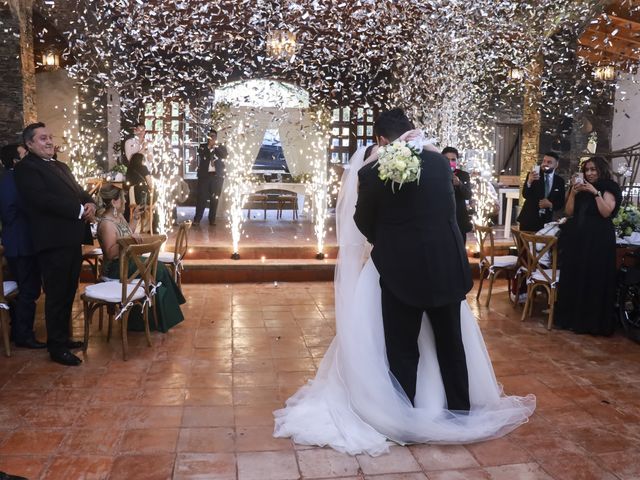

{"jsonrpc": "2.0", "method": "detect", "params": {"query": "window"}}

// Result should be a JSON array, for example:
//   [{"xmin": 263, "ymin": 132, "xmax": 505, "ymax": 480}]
[
  {"xmin": 143, "ymin": 100, "xmax": 197, "ymax": 178},
  {"xmin": 329, "ymin": 106, "xmax": 377, "ymax": 163}
]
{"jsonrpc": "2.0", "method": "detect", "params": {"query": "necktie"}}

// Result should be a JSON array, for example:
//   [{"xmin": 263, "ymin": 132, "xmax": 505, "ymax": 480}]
[{"xmin": 544, "ymin": 174, "xmax": 551, "ymax": 197}]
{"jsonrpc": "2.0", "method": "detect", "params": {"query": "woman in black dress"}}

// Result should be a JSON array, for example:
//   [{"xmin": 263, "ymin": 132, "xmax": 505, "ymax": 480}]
[
  {"xmin": 126, "ymin": 153, "xmax": 153, "ymax": 205},
  {"xmin": 555, "ymin": 157, "xmax": 622, "ymax": 335}
]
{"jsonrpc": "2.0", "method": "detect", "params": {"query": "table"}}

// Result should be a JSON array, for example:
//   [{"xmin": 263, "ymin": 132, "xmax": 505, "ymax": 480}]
[
  {"xmin": 252, "ymin": 182, "xmax": 308, "ymax": 213},
  {"xmin": 498, "ymin": 188, "xmax": 520, "ymax": 238}
]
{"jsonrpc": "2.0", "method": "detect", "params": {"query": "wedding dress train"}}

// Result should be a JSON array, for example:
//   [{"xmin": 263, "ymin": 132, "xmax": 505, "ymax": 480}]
[{"xmin": 273, "ymin": 146, "xmax": 535, "ymax": 456}]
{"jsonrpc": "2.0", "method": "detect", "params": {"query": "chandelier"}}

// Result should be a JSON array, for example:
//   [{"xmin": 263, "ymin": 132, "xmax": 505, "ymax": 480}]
[
  {"xmin": 593, "ymin": 65, "xmax": 616, "ymax": 82},
  {"xmin": 266, "ymin": 30, "xmax": 297, "ymax": 60}
]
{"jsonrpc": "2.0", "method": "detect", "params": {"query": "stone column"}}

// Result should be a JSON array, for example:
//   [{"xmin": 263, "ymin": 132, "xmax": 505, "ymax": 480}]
[
  {"xmin": 0, "ymin": 0, "xmax": 36, "ymax": 142},
  {"xmin": 519, "ymin": 56, "xmax": 543, "ymax": 201}
]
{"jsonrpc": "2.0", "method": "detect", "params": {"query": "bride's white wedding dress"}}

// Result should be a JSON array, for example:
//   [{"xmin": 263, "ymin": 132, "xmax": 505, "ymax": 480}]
[{"xmin": 273, "ymin": 146, "xmax": 536, "ymax": 456}]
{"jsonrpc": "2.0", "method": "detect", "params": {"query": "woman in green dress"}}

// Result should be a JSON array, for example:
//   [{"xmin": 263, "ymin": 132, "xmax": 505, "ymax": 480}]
[{"xmin": 97, "ymin": 183, "xmax": 185, "ymax": 332}]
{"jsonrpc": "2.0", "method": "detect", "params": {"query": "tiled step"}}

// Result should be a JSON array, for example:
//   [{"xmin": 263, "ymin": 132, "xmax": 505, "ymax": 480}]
[
  {"xmin": 181, "ymin": 258, "xmax": 336, "ymax": 283},
  {"xmin": 80, "ymin": 244, "xmax": 513, "ymax": 284}
]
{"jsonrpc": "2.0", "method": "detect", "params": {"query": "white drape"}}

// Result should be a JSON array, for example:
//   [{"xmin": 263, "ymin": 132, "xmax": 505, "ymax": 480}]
[{"xmin": 221, "ymin": 106, "xmax": 319, "ymax": 177}]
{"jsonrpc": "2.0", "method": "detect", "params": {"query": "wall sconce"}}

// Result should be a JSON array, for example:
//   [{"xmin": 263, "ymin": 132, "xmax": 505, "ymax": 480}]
[
  {"xmin": 266, "ymin": 30, "xmax": 297, "ymax": 61},
  {"xmin": 507, "ymin": 68, "xmax": 524, "ymax": 81},
  {"xmin": 593, "ymin": 65, "xmax": 616, "ymax": 81},
  {"xmin": 41, "ymin": 49, "xmax": 60, "ymax": 70}
]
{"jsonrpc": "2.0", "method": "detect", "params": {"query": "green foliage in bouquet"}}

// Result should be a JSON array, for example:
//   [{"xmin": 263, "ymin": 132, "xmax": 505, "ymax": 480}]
[{"xmin": 613, "ymin": 204, "xmax": 640, "ymax": 238}]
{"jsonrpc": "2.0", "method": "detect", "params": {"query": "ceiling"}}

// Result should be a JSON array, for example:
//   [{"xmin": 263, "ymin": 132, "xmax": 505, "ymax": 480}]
[{"xmin": 578, "ymin": 0, "xmax": 640, "ymax": 66}]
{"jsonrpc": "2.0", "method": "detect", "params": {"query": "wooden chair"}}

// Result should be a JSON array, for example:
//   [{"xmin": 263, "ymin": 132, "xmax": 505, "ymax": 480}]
[
  {"xmin": 277, "ymin": 194, "xmax": 299, "ymax": 220},
  {"xmin": 129, "ymin": 185, "xmax": 155, "ymax": 234},
  {"xmin": 82, "ymin": 245, "xmax": 103, "ymax": 283},
  {"xmin": 0, "ymin": 246, "xmax": 17, "ymax": 357},
  {"xmin": 475, "ymin": 224, "xmax": 518, "ymax": 307},
  {"xmin": 510, "ymin": 227, "xmax": 530, "ymax": 307},
  {"xmin": 520, "ymin": 232, "xmax": 560, "ymax": 330},
  {"xmin": 155, "ymin": 221, "xmax": 191, "ymax": 290},
  {"xmin": 81, "ymin": 235, "xmax": 165, "ymax": 360}
]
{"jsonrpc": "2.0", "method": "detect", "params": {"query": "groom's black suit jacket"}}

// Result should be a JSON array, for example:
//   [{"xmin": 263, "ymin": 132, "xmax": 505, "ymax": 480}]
[{"xmin": 354, "ymin": 150, "xmax": 473, "ymax": 308}]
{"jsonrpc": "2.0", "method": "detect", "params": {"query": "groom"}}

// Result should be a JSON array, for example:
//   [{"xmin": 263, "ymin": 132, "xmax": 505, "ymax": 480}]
[{"xmin": 354, "ymin": 109, "xmax": 473, "ymax": 411}]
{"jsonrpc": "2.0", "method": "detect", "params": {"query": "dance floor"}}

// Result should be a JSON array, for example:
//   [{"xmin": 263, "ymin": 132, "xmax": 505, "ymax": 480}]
[
  {"xmin": 172, "ymin": 207, "xmax": 337, "ymax": 248},
  {"xmin": 1, "ymin": 280, "xmax": 639, "ymax": 480}
]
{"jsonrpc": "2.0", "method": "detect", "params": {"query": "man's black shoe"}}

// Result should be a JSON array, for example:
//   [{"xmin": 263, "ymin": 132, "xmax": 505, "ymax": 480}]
[
  {"xmin": 66, "ymin": 340, "xmax": 84, "ymax": 350},
  {"xmin": 15, "ymin": 338, "xmax": 46, "ymax": 349},
  {"xmin": 0, "ymin": 471, "xmax": 29, "ymax": 480},
  {"xmin": 50, "ymin": 350, "xmax": 82, "ymax": 366}
]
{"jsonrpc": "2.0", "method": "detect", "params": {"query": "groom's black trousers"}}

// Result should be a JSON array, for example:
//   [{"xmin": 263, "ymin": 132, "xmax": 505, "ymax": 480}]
[{"xmin": 380, "ymin": 280, "xmax": 470, "ymax": 411}]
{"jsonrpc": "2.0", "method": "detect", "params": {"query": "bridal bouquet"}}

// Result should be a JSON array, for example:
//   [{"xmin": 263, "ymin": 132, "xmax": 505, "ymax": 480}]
[{"xmin": 377, "ymin": 141, "xmax": 422, "ymax": 192}]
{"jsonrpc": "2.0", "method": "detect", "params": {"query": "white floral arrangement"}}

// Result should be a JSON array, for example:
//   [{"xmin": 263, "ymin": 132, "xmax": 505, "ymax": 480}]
[{"xmin": 377, "ymin": 141, "xmax": 422, "ymax": 192}]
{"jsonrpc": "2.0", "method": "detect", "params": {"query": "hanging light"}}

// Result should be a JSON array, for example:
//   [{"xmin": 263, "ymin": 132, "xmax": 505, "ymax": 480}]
[
  {"xmin": 507, "ymin": 67, "xmax": 524, "ymax": 81},
  {"xmin": 41, "ymin": 49, "xmax": 60, "ymax": 70},
  {"xmin": 593, "ymin": 65, "xmax": 616, "ymax": 82},
  {"xmin": 266, "ymin": 30, "xmax": 297, "ymax": 61}
]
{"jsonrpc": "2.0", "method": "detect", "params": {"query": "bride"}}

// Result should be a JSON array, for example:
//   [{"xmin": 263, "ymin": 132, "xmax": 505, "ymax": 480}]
[{"xmin": 273, "ymin": 142, "xmax": 536, "ymax": 456}]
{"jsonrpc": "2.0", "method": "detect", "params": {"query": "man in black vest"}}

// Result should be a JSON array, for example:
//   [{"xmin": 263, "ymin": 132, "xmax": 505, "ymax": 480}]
[
  {"xmin": 442, "ymin": 146, "xmax": 473, "ymax": 245},
  {"xmin": 354, "ymin": 109, "xmax": 472, "ymax": 410},
  {"xmin": 14, "ymin": 123, "xmax": 96, "ymax": 366},
  {"xmin": 516, "ymin": 152, "xmax": 565, "ymax": 232},
  {"xmin": 194, "ymin": 129, "xmax": 227, "ymax": 226}
]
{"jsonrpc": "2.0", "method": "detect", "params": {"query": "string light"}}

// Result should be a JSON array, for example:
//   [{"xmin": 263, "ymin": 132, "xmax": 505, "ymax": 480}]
[{"xmin": 64, "ymin": 95, "xmax": 102, "ymax": 189}]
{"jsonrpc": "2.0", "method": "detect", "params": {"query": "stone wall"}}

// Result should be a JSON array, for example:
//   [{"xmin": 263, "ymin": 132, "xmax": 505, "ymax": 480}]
[
  {"xmin": 0, "ymin": 0, "xmax": 35, "ymax": 144},
  {"xmin": 35, "ymin": 69, "xmax": 78, "ymax": 163}
]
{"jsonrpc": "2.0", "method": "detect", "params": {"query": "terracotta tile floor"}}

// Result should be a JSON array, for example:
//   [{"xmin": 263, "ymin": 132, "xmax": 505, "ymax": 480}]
[{"xmin": 1, "ymin": 280, "xmax": 640, "ymax": 480}]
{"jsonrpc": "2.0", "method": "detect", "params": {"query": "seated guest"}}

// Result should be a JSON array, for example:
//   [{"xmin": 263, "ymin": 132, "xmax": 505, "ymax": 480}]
[
  {"xmin": 555, "ymin": 157, "xmax": 621, "ymax": 335},
  {"xmin": 0, "ymin": 144, "xmax": 43, "ymax": 348},
  {"xmin": 96, "ymin": 184, "xmax": 184, "ymax": 332},
  {"xmin": 517, "ymin": 152, "xmax": 565, "ymax": 232}
]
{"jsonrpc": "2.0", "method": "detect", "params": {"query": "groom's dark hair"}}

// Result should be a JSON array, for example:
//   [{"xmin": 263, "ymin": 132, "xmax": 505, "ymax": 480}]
[{"xmin": 373, "ymin": 108, "xmax": 414, "ymax": 142}]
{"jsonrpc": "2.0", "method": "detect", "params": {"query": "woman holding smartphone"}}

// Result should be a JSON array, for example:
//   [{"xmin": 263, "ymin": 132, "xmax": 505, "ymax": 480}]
[{"xmin": 555, "ymin": 157, "xmax": 622, "ymax": 335}]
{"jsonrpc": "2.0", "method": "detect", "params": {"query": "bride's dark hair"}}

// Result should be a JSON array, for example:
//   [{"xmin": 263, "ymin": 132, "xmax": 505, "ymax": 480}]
[{"xmin": 373, "ymin": 108, "xmax": 414, "ymax": 142}]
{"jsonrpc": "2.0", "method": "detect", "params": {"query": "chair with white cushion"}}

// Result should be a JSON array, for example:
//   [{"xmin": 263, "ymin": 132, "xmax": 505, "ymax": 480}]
[
  {"xmin": 0, "ymin": 246, "xmax": 18, "ymax": 357},
  {"xmin": 156, "ymin": 221, "xmax": 191, "ymax": 290},
  {"xmin": 520, "ymin": 232, "xmax": 560, "ymax": 330},
  {"xmin": 475, "ymin": 224, "xmax": 518, "ymax": 308},
  {"xmin": 81, "ymin": 235, "xmax": 165, "ymax": 360}
]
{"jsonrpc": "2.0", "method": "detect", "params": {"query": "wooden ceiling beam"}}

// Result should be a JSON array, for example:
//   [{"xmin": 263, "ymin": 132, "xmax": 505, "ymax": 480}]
[
  {"xmin": 584, "ymin": 26, "xmax": 640, "ymax": 48},
  {"xmin": 609, "ymin": 14, "xmax": 640, "ymax": 31},
  {"xmin": 579, "ymin": 31, "xmax": 640, "ymax": 61},
  {"xmin": 577, "ymin": 43, "xmax": 639, "ymax": 63}
]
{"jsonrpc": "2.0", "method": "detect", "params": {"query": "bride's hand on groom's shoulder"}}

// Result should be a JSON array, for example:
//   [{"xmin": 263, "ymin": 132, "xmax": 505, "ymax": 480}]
[{"xmin": 398, "ymin": 129, "xmax": 422, "ymax": 142}]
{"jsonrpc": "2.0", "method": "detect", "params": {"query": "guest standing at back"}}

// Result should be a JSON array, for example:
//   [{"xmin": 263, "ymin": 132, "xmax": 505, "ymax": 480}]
[
  {"xmin": 442, "ymin": 147, "xmax": 472, "ymax": 245},
  {"xmin": 517, "ymin": 152, "xmax": 565, "ymax": 232},
  {"xmin": 0, "ymin": 144, "xmax": 43, "ymax": 349},
  {"xmin": 14, "ymin": 123, "xmax": 96, "ymax": 366},
  {"xmin": 555, "ymin": 157, "xmax": 621, "ymax": 335},
  {"xmin": 194, "ymin": 129, "xmax": 227, "ymax": 226}
]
